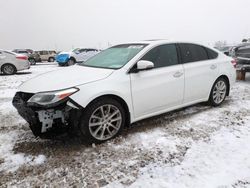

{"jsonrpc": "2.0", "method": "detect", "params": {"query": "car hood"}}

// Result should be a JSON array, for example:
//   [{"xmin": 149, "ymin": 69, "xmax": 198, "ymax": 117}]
[{"xmin": 19, "ymin": 65, "xmax": 114, "ymax": 93}]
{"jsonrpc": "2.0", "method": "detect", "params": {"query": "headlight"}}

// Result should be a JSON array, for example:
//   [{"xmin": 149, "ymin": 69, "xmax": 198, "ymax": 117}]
[{"xmin": 28, "ymin": 88, "xmax": 79, "ymax": 106}]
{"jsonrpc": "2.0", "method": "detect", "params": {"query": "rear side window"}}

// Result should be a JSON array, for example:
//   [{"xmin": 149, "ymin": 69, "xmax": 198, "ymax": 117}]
[
  {"xmin": 18, "ymin": 50, "xmax": 28, "ymax": 54},
  {"xmin": 206, "ymin": 48, "xmax": 218, "ymax": 59},
  {"xmin": 141, "ymin": 44, "xmax": 179, "ymax": 68},
  {"xmin": 79, "ymin": 49, "xmax": 87, "ymax": 53},
  {"xmin": 179, "ymin": 43, "xmax": 209, "ymax": 63}
]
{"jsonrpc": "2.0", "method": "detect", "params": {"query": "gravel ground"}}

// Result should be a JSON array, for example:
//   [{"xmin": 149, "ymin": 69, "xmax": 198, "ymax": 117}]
[{"xmin": 0, "ymin": 63, "xmax": 250, "ymax": 187}]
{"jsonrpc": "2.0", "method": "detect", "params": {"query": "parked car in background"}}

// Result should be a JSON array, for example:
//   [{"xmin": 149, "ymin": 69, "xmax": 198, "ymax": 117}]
[
  {"xmin": 13, "ymin": 40, "xmax": 236, "ymax": 143},
  {"xmin": 12, "ymin": 49, "xmax": 40, "ymax": 65},
  {"xmin": 35, "ymin": 50, "xmax": 56, "ymax": 62},
  {"xmin": 233, "ymin": 43, "xmax": 250, "ymax": 62},
  {"xmin": 56, "ymin": 48, "xmax": 100, "ymax": 66},
  {"xmin": 0, "ymin": 50, "xmax": 30, "ymax": 75},
  {"xmin": 232, "ymin": 43, "xmax": 250, "ymax": 72}
]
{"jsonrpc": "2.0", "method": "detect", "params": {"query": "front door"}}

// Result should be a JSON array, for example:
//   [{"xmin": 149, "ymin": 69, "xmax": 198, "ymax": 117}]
[{"xmin": 130, "ymin": 44, "xmax": 184, "ymax": 118}]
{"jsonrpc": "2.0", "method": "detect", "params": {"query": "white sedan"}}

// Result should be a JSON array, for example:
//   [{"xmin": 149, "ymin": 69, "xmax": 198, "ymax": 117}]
[
  {"xmin": 13, "ymin": 40, "xmax": 236, "ymax": 143},
  {"xmin": 0, "ymin": 50, "xmax": 30, "ymax": 75}
]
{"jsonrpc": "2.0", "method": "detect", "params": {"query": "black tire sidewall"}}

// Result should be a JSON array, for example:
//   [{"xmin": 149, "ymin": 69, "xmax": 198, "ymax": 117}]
[
  {"xmin": 209, "ymin": 77, "xmax": 228, "ymax": 106},
  {"xmin": 79, "ymin": 98, "xmax": 125, "ymax": 144}
]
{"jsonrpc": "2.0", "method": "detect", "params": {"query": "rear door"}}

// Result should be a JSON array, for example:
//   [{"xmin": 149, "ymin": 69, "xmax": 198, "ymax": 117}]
[
  {"xmin": 130, "ymin": 43, "xmax": 184, "ymax": 118},
  {"xmin": 178, "ymin": 43, "xmax": 219, "ymax": 103}
]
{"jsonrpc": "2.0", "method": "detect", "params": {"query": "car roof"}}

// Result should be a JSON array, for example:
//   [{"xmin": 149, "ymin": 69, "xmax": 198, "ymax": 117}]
[
  {"xmin": 114, "ymin": 39, "xmax": 212, "ymax": 48},
  {"xmin": 13, "ymin": 49, "xmax": 28, "ymax": 51}
]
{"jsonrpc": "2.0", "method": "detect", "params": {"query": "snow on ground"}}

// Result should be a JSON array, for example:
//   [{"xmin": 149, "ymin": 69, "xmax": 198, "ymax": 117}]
[
  {"xmin": 0, "ymin": 63, "xmax": 250, "ymax": 187},
  {"xmin": 0, "ymin": 63, "xmax": 62, "ymax": 172}
]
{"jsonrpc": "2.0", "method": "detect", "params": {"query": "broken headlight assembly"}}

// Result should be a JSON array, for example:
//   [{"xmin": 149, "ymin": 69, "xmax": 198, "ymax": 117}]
[{"xmin": 27, "ymin": 87, "xmax": 79, "ymax": 107}]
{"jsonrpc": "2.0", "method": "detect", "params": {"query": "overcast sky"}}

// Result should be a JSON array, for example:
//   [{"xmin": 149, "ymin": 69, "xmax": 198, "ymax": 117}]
[{"xmin": 0, "ymin": 0, "xmax": 250, "ymax": 50}]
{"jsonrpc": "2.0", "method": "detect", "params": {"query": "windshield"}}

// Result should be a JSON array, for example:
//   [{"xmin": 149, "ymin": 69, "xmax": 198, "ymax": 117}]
[
  {"xmin": 72, "ymin": 48, "xmax": 81, "ymax": 54},
  {"xmin": 80, "ymin": 44, "xmax": 147, "ymax": 69}
]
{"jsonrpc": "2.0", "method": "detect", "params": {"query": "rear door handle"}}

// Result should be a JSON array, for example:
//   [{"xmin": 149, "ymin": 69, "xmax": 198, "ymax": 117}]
[
  {"xmin": 173, "ymin": 71, "xmax": 183, "ymax": 78},
  {"xmin": 210, "ymin": 64, "xmax": 217, "ymax": 70}
]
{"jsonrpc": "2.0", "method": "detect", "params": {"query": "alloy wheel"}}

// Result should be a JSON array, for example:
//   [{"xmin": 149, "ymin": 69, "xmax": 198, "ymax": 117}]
[
  {"xmin": 89, "ymin": 104, "xmax": 122, "ymax": 141},
  {"xmin": 212, "ymin": 80, "xmax": 227, "ymax": 104}
]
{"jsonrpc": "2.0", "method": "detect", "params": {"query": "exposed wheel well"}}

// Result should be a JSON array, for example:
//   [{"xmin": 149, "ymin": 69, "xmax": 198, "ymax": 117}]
[
  {"xmin": 87, "ymin": 95, "xmax": 131, "ymax": 127},
  {"xmin": 217, "ymin": 75, "xmax": 230, "ymax": 96}
]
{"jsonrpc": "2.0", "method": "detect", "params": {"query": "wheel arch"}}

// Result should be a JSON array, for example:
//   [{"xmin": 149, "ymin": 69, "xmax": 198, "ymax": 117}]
[
  {"xmin": 48, "ymin": 56, "xmax": 55, "ymax": 61},
  {"xmin": 85, "ymin": 94, "xmax": 131, "ymax": 127},
  {"xmin": 69, "ymin": 56, "xmax": 76, "ymax": 62}
]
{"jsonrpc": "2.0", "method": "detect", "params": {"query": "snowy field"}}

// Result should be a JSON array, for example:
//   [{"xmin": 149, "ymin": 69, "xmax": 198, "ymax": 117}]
[{"xmin": 0, "ymin": 63, "xmax": 250, "ymax": 187}]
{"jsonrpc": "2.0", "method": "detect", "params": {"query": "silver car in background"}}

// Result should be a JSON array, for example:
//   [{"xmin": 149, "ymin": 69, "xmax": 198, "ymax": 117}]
[{"xmin": 0, "ymin": 50, "xmax": 30, "ymax": 75}]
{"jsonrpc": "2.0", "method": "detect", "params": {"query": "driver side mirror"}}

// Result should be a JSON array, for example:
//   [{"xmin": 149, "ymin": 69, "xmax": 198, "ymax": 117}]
[{"xmin": 130, "ymin": 60, "xmax": 154, "ymax": 73}]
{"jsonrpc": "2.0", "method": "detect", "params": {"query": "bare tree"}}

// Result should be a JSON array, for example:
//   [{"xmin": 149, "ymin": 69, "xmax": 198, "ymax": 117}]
[{"xmin": 214, "ymin": 41, "xmax": 227, "ymax": 49}]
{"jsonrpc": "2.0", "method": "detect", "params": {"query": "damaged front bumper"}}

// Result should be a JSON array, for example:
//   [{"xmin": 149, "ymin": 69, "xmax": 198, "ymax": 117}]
[{"xmin": 12, "ymin": 92, "xmax": 83, "ymax": 139}]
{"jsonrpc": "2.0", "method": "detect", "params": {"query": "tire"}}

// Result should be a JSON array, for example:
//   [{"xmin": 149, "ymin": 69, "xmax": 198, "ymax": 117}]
[
  {"xmin": 1, "ymin": 64, "xmax": 17, "ymax": 75},
  {"xmin": 48, "ymin": 57, "xmax": 55, "ymax": 62},
  {"xmin": 67, "ymin": 58, "xmax": 75, "ymax": 66},
  {"xmin": 208, "ymin": 77, "xmax": 228, "ymax": 106},
  {"xmin": 79, "ymin": 97, "xmax": 125, "ymax": 144},
  {"xmin": 29, "ymin": 58, "xmax": 36, "ymax": 65}
]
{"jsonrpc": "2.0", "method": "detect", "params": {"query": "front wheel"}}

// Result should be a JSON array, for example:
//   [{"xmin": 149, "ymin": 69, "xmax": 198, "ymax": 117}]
[
  {"xmin": 208, "ymin": 78, "xmax": 228, "ymax": 106},
  {"xmin": 79, "ymin": 98, "xmax": 125, "ymax": 144},
  {"xmin": 67, "ymin": 58, "xmax": 75, "ymax": 66}
]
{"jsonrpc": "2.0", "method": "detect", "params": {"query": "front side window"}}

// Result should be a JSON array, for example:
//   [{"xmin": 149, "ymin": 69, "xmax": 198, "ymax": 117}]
[
  {"xmin": 179, "ymin": 43, "xmax": 209, "ymax": 63},
  {"xmin": 81, "ymin": 44, "xmax": 147, "ymax": 69},
  {"xmin": 141, "ymin": 44, "xmax": 179, "ymax": 68}
]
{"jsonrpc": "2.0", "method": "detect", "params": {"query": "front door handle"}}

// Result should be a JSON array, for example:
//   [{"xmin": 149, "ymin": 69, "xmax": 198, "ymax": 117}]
[
  {"xmin": 210, "ymin": 64, "xmax": 217, "ymax": 70},
  {"xmin": 173, "ymin": 71, "xmax": 183, "ymax": 78}
]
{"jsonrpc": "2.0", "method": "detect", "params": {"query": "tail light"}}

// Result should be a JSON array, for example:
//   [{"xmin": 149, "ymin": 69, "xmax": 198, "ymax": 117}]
[
  {"xmin": 16, "ymin": 55, "xmax": 28, "ymax": 60},
  {"xmin": 231, "ymin": 59, "xmax": 237, "ymax": 68}
]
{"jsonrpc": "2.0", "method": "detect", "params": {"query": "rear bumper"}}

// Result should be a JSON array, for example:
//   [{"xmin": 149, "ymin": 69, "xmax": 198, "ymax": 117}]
[
  {"xmin": 12, "ymin": 92, "xmax": 82, "ymax": 138},
  {"xmin": 16, "ymin": 61, "xmax": 30, "ymax": 71}
]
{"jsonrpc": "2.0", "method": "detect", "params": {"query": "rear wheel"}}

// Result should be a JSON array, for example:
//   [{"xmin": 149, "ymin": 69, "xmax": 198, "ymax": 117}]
[
  {"xmin": 1, "ymin": 64, "xmax": 16, "ymax": 75},
  {"xmin": 29, "ymin": 58, "xmax": 36, "ymax": 65},
  {"xmin": 79, "ymin": 98, "xmax": 125, "ymax": 144},
  {"xmin": 48, "ymin": 57, "xmax": 55, "ymax": 62},
  {"xmin": 208, "ymin": 78, "xmax": 228, "ymax": 106}
]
